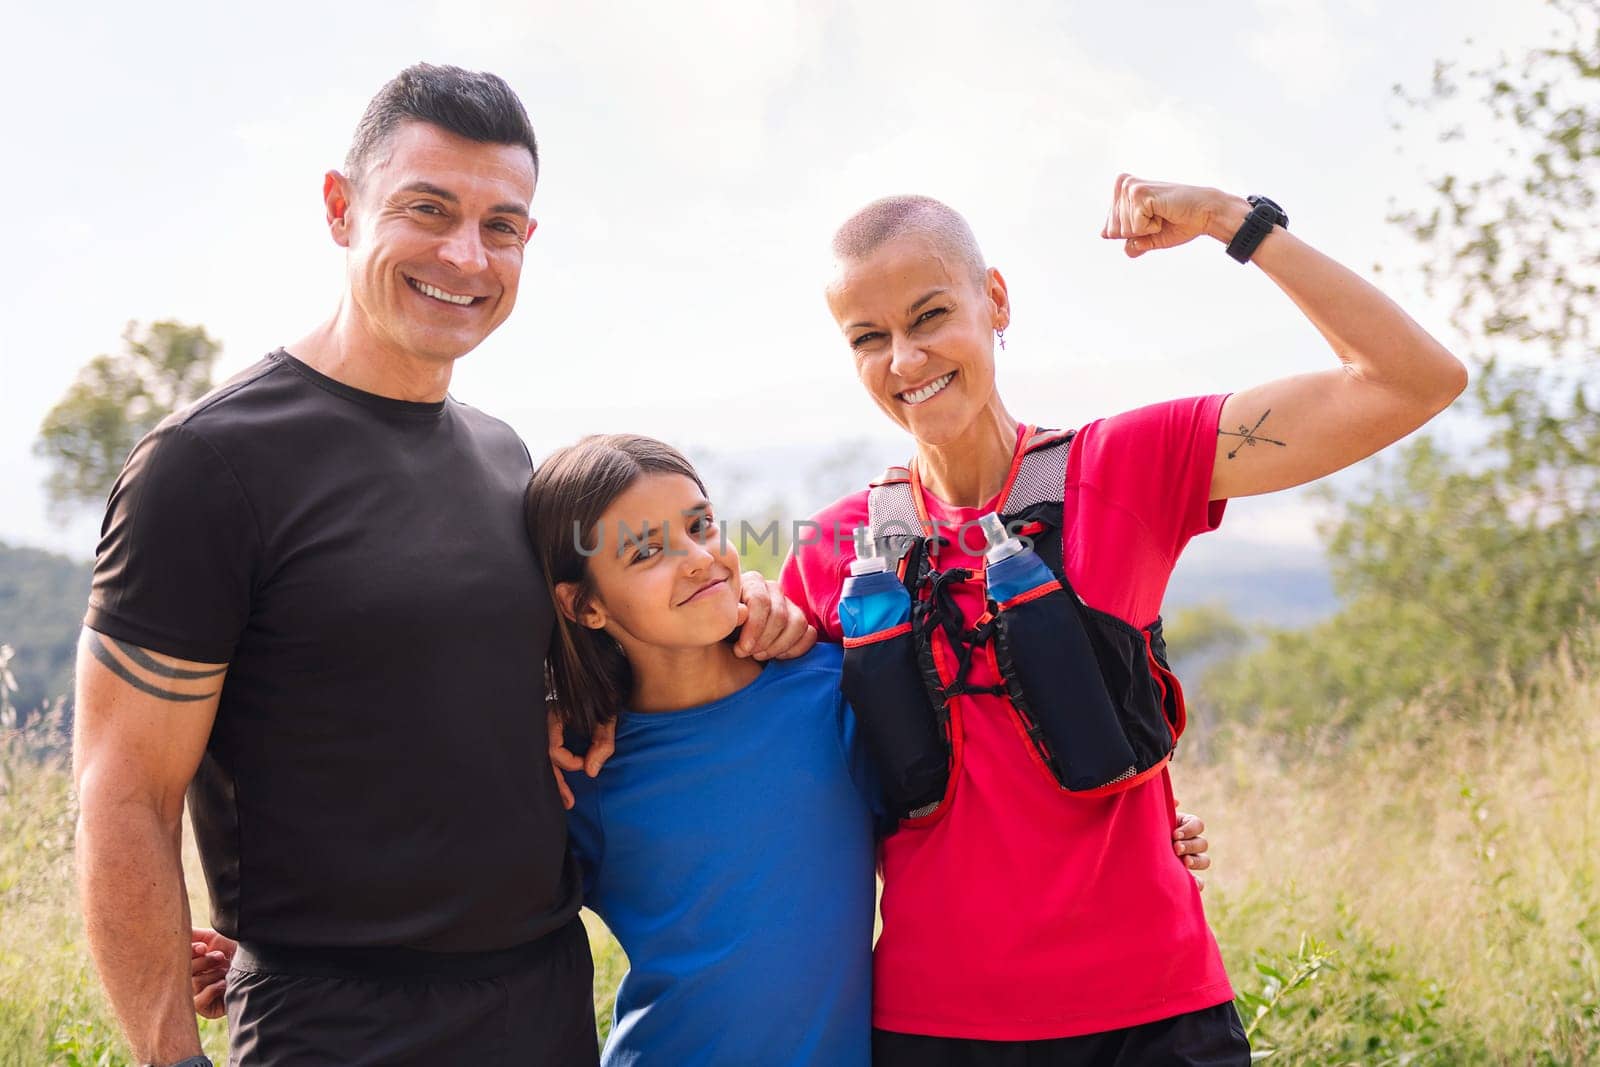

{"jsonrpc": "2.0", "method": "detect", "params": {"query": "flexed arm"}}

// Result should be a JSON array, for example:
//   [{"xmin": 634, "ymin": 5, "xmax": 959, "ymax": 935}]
[
  {"xmin": 74, "ymin": 628, "xmax": 225, "ymax": 1064},
  {"xmin": 1101, "ymin": 174, "xmax": 1468, "ymax": 500}
]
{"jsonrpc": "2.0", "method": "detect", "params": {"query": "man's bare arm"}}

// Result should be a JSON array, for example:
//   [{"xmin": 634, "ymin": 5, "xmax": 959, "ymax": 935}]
[{"xmin": 74, "ymin": 627, "xmax": 225, "ymax": 1064}]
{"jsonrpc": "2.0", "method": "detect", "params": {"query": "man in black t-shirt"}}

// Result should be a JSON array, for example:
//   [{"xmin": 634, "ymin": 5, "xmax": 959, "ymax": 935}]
[{"xmin": 74, "ymin": 65, "xmax": 815, "ymax": 1067}]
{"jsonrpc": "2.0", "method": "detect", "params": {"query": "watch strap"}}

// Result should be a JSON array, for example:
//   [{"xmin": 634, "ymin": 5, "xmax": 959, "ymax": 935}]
[{"xmin": 1225, "ymin": 200, "xmax": 1280, "ymax": 264}]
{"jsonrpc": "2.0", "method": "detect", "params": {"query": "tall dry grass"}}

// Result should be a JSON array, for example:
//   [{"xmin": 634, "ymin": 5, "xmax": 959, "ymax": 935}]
[
  {"xmin": 1180, "ymin": 633, "xmax": 1600, "ymax": 1063},
  {"xmin": 0, "ymin": 688, "xmax": 230, "ymax": 1066}
]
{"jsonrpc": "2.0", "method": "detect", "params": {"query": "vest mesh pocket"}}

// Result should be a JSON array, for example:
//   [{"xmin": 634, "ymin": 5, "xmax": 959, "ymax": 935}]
[
  {"xmin": 842, "ymin": 626, "xmax": 951, "ymax": 822},
  {"xmin": 992, "ymin": 581, "xmax": 1144, "ymax": 792}
]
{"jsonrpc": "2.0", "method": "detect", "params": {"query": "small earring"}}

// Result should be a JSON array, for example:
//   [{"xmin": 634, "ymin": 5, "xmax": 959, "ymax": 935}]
[{"xmin": 996, "ymin": 327, "xmax": 1007, "ymax": 351}]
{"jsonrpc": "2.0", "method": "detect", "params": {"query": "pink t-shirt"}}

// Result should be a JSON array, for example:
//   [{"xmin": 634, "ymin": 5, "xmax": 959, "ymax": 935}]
[{"xmin": 780, "ymin": 394, "xmax": 1232, "ymax": 1040}]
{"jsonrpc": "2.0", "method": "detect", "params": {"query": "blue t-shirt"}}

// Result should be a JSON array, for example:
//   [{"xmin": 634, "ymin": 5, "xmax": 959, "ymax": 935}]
[{"xmin": 566, "ymin": 644, "xmax": 878, "ymax": 1067}]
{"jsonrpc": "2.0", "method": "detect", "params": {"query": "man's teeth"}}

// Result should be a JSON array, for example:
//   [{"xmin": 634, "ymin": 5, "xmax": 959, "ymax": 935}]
[
  {"xmin": 410, "ymin": 278, "xmax": 476, "ymax": 306},
  {"xmin": 900, "ymin": 372, "xmax": 955, "ymax": 405}
]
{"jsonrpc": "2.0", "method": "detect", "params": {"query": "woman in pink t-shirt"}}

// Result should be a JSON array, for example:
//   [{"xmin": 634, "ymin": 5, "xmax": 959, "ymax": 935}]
[{"xmin": 779, "ymin": 181, "xmax": 1466, "ymax": 1066}]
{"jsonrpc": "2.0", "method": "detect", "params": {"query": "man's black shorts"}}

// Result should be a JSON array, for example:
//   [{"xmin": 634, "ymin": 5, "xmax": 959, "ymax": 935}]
[
  {"xmin": 224, "ymin": 918, "xmax": 598, "ymax": 1067},
  {"xmin": 871, "ymin": 1001, "xmax": 1250, "ymax": 1067}
]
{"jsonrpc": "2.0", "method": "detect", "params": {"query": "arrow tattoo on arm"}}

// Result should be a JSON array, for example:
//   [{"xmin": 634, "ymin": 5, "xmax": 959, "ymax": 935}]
[{"xmin": 1219, "ymin": 409, "xmax": 1287, "ymax": 460}]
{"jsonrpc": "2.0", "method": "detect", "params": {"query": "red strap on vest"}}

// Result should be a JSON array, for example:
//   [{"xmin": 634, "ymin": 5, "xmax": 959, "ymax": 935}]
[
  {"xmin": 1022, "ymin": 427, "xmax": 1073, "ymax": 454},
  {"xmin": 870, "ymin": 465, "xmax": 911, "ymax": 489}
]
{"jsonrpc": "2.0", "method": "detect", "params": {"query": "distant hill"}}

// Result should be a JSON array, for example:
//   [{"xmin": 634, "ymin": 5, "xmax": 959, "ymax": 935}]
[
  {"xmin": 0, "ymin": 542, "xmax": 90, "ymax": 716},
  {"xmin": 0, "ymin": 466, "xmax": 1339, "ymax": 721},
  {"xmin": 1165, "ymin": 534, "xmax": 1336, "ymax": 628}
]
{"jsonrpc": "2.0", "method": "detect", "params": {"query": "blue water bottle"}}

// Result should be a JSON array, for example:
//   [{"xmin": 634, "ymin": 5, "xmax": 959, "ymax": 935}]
[
  {"xmin": 840, "ymin": 528, "xmax": 911, "ymax": 638},
  {"xmin": 980, "ymin": 513, "xmax": 1055, "ymax": 605},
  {"xmin": 838, "ymin": 525, "xmax": 949, "ymax": 821}
]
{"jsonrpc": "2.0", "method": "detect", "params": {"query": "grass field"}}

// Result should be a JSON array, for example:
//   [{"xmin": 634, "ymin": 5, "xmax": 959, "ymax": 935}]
[
  {"xmin": 2, "ymin": 641, "xmax": 1596, "ymax": 1065},
  {"xmin": 1178, "ymin": 644, "xmax": 1600, "ymax": 1064}
]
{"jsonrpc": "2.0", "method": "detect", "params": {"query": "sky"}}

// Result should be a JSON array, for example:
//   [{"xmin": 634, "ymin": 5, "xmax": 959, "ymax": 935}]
[{"xmin": 0, "ymin": 0, "xmax": 1558, "ymax": 561}]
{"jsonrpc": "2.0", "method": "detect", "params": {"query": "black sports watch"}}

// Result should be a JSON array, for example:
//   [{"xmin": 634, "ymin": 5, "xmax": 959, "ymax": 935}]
[
  {"xmin": 146, "ymin": 1057, "xmax": 212, "ymax": 1067},
  {"xmin": 1225, "ymin": 195, "xmax": 1288, "ymax": 263}
]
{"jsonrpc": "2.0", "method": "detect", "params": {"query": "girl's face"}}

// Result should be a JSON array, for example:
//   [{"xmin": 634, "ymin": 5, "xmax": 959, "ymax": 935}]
[
  {"xmin": 826, "ymin": 233, "xmax": 1010, "ymax": 448},
  {"xmin": 558, "ymin": 473, "xmax": 742, "ymax": 655}
]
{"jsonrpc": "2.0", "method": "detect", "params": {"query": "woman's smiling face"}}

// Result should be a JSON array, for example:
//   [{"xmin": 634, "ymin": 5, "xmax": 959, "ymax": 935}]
[
  {"xmin": 564, "ymin": 473, "xmax": 742, "ymax": 655},
  {"xmin": 826, "ymin": 232, "xmax": 1011, "ymax": 448}
]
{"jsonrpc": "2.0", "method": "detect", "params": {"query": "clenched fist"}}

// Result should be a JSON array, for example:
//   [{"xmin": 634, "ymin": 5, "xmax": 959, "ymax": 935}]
[{"xmin": 1100, "ymin": 174, "xmax": 1250, "ymax": 258}]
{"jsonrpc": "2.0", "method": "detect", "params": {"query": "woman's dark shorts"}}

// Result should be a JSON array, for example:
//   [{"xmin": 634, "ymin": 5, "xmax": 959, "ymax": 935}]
[{"xmin": 871, "ymin": 1001, "xmax": 1250, "ymax": 1067}]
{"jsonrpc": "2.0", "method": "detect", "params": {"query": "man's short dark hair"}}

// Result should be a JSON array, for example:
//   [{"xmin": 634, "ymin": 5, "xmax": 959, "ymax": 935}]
[{"xmin": 345, "ymin": 63, "xmax": 539, "ymax": 186}]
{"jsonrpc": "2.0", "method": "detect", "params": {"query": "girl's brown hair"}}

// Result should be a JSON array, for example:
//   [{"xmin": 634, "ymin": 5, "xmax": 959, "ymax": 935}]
[{"xmin": 524, "ymin": 434, "xmax": 708, "ymax": 736}]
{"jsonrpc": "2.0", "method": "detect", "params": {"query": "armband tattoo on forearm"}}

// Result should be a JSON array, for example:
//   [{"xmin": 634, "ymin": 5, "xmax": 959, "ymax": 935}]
[
  {"xmin": 1219, "ymin": 409, "xmax": 1288, "ymax": 460},
  {"xmin": 86, "ymin": 633, "xmax": 224, "ymax": 702}
]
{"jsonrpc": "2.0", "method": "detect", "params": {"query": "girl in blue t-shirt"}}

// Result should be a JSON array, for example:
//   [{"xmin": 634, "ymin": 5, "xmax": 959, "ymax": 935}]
[{"xmin": 524, "ymin": 432, "xmax": 880, "ymax": 1066}]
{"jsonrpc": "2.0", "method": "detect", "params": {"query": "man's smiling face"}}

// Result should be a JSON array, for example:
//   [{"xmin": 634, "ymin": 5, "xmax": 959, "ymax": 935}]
[{"xmin": 333, "ymin": 120, "xmax": 538, "ymax": 366}]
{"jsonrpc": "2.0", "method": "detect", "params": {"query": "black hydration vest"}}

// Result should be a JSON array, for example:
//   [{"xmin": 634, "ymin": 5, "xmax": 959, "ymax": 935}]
[{"xmin": 839, "ymin": 427, "xmax": 1188, "ymax": 824}]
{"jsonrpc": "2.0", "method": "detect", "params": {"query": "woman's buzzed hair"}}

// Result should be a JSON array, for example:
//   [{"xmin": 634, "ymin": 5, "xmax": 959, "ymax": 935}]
[
  {"xmin": 345, "ymin": 63, "xmax": 539, "ymax": 187},
  {"xmin": 831, "ymin": 195, "xmax": 989, "ymax": 286}
]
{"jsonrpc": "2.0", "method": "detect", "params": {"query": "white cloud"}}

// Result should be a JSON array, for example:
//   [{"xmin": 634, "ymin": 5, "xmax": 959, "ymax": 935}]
[{"xmin": 1248, "ymin": 0, "xmax": 1352, "ymax": 104}]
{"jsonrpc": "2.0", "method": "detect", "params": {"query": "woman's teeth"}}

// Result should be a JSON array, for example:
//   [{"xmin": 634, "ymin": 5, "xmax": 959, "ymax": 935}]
[{"xmin": 899, "ymin": 372, "xmax": 955, "ymax": 405}]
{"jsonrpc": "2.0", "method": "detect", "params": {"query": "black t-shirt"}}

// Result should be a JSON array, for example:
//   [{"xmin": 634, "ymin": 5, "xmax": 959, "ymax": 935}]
[{"xmin": 87, "ymin": 350, "xmax": 580, "ymax": 952}]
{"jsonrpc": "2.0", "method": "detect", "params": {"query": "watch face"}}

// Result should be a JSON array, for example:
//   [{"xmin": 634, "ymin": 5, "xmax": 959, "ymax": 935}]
[{"xmin": 1248, "ymin": 195, "xmax": 1288, "ymax": 227}]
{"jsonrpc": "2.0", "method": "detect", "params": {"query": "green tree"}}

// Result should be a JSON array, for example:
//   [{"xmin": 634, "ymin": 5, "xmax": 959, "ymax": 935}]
[
  {"xmin": 1210, "ymin": 0, "xmax": 1600, "ymax": 730},
  {"xmin": 0, "ymin": 542, "xmax": 92, "ymax": 718},
  {"xmin": 34, "ymin": 320, "xmax": 221, "ymax": 519}
]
